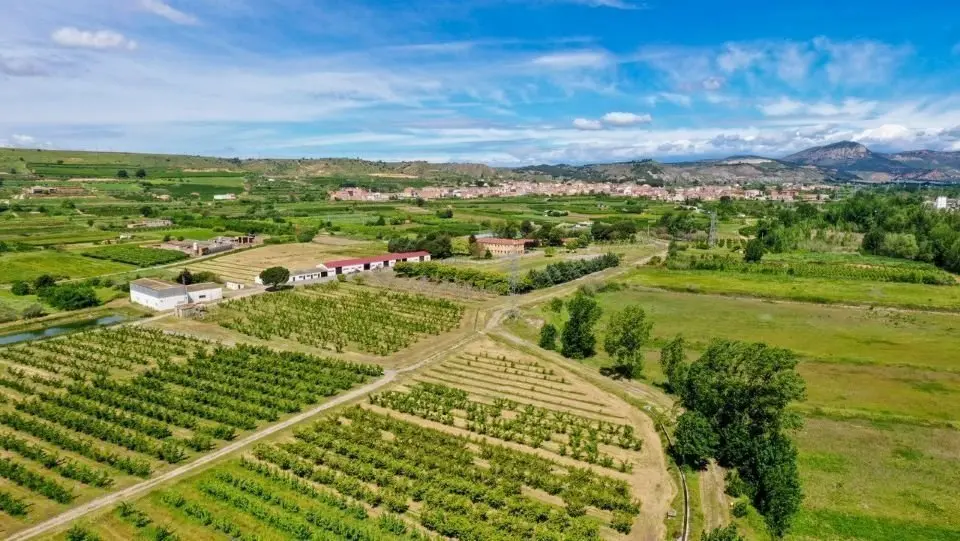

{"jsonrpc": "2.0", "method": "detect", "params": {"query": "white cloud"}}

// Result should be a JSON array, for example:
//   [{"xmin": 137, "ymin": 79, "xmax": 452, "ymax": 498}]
[
  {"xmin": 602, "ymin": 111, "xmax": 652, "ymax": 126},
  {"xmin": 0, "ymin": 53, "xmax": 55, "ymax": 77},
  {"xmin": 814, "ymin": 37, "xmax": 911, "ymax": 86},
  {"xmin": 646, "ymin": 92, "xmax": 692, "ymax": 107},
  {"xmin": 572, "ymin": 118, "xmax": 603, "ymax": 130},
  {"xmin": 530, "ymin": 50, "xmax": 611, "ymax": 70},
  {"xmin": 854, "ymin": 124, "xmax": 914, "ymax": 144},
  {"xmin": 775, "ymin": 43, "xmax": 815, "ymax": 83},
  {"xmin": 51, "ymin": 27, "xmax": 137, "ymax": 50},
  {"xmin": 717, "ymin": 44, "xmax": 764, "ymax": 73},
  {"xmin": 11, "ymin": 134, "xmax": 36, "ymax": 146},
  {"xmin": 759, "ymin": 97, "xmax": 878, "ymax": 118},
  {"xmin": 701, "ymin": 77, "xmax": 723, "ymax": 90},
  {"xmin": 140, "ymin": 0, "xmax": 198, "ymax": 25},
  {"xmin": 560, "ymin": 0, "xmax": 647, "ymax": 8}
]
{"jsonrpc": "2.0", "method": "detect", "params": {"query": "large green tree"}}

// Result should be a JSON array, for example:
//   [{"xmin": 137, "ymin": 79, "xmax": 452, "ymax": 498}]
[
  {"xmin": 672, "ymin": 410, "xmax": 717, "ymax": 468},
  {"xmin": 259, "ymin": 266, "xmax": 291, "ymax": 289},
  {"xmin": 603, "ymin": 305, "xmax": 652, "ymax": 379},
  {"xmin": 560, "ymin": 292, "xmax": 602, "ymax": 359}
]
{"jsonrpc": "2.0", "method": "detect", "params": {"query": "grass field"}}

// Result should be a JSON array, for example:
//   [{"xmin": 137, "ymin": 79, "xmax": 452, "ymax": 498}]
[
  {"xmin": 0, "ymin": 252, "xmax": 134, "ymax": 284},
  {"xmin": 627, "ymin": 266, "xmax": 960, "ymax": 311},
  {"xmin": 512, "ymin": 280, "xmax": 960, "ymax": 541}
]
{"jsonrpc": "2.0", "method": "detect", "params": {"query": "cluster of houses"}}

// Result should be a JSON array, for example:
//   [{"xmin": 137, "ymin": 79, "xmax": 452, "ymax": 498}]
[
  {"xmin": 328, "ymin": 182, "xmax": 835, "ymax": 203},
  {"xmin": 127, "ymin": 219, "xmax": 173, "ymax": 229}
]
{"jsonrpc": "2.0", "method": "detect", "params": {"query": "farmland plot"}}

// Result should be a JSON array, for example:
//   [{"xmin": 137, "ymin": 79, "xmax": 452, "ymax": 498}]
[
  {"xmin": 213, "ymin": 282, "xmax": 465, "ymax": 356},
  {"xmin": 0, "ymin": 326, "xmax": 380, "ymax": 532}
]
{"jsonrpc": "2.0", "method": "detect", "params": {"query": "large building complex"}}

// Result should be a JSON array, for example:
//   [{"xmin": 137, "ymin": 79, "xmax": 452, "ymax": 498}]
[
  {"xmin": 475, "ymin": 238, "xmax": 528, "ymax": 257},
  {"xmin": 129, "ymin": 278, "xmax": 223, "ymax": 311}
]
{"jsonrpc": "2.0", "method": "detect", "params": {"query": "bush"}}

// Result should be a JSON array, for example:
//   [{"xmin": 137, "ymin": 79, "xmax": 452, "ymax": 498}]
[
  {"xmin": 37, "ymin": 284, "xmax": 101, "ymax": 311},
  {"xmin": 732, "ymin": 499, "xmax": 749, "ymax": 518},
  {"xmin": 10, "ymin": 281, "xmax": 31, "ymax": 296},
  {"xmin": 538, "ymin": 323, "xmax": 558, "ymax": 350},
  {"xmin": 21, "ymin": 304, "xmax": 46, "ymax": 319}
]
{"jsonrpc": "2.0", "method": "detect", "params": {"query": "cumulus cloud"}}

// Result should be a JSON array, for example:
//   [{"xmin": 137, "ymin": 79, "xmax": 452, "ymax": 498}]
[
  {"xmin": 140, "ymin": 0, "xmax": 198, "ymax": 25},
  {"xmin": 530, "ymin": 50, "xmax": 611, "ymax": 70},
  {"xmin": 572, "ymin": 118, "xmax": 603, "ymax": 130},
  {"xmin": 775, "ymin": 43, "xmax": 816, "ymax": 83},
  {"xmin": 51, "ymin": 27, "xmax": 137, "ymax": 50},
  {"xmin": 717, "ymin": 44, "xmax": 764, "ymax": 73},
  {"xmin": 602, "ymin": 111, "xmax": 652, "ymax": 126}
]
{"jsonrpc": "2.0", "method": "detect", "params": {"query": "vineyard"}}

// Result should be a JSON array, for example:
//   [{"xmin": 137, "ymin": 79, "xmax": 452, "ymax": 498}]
[
  {"xmin": 213, "ymin": 282, "xmax": 465, "ymax": 355},
  {"xmin": 666, "ymin": 253, "xmax": 958, "ymax": 285},
  {"xmin": 82, "ymin": 245, "xmax": 189, "ymax": 267},
  {"xmin": 0, "ymin": 326, "xmax": 380, "ymax": 528}
]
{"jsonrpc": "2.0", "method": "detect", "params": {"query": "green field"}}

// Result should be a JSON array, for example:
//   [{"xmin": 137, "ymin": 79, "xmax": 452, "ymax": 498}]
[
  {"xmin": 513, "ymin": 281, "xmax": 960, "ymax": 540},
  {"xmin": 0, "ymin": 251, "xmax": 134, "ymax": 283},
  {"xmin": 627, "ymin": 266, "xmax": 960, "ymax": 311}
]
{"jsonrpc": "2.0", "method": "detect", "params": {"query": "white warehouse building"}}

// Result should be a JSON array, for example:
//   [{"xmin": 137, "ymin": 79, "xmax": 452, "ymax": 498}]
[{"xmin": 129, "ymin": 278, "xmax": 223, "ymax": 311}]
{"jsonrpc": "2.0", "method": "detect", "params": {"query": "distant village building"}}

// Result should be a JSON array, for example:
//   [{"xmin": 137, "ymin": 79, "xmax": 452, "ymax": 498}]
[
  {"xmin": 22, "ymin": 185, "xmax": 86, "ymax": 197},
  {"xmin": 213, "ymin": 193, "xmax": 237, "ymax": 201},
  {"xmin": 127, "ymin": 219, "xmax": 173, "ymax": 229},
  {"xmin": 475, "ymin": 238, "xmax": 527, "ymax": 257},
  {"xmin": 935, "ymin": 196, "xmax": 948, "ymax": 210},
  {"xmin": 129, "ymin": 278, "xmax": 222, "ymax": 311}
]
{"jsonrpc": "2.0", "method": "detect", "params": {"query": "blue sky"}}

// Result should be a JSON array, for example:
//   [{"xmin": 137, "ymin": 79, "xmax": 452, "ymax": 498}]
[{"xmin": 1, "ymin": 0, "xmax": 959, "ymax": 164}]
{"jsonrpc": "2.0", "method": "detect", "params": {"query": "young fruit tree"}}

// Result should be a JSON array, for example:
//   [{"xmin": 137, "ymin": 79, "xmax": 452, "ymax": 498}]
[
  {"xmin": 259, "ymin": 266, "xmax": 290, "ymax": 290},
  {"xmin": 538, "ymin": 323, "xmax": 558, "ymax": 350}
]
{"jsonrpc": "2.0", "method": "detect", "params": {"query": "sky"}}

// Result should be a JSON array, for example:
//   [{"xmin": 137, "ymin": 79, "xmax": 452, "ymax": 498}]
[{"xmin": 1, "ymin": 0, "xmax": 959, "ymax": 165}]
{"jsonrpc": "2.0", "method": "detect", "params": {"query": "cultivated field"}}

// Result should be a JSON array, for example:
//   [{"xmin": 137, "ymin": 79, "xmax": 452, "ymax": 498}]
[
  {"xmin": 212, "ymin": 282, "xmax": 465, "ymax": 356},
  {"xmin": 43, "ymin": 338, "xmax": 676, "ymax": 541},
  {"xmin": 0, "ymin": 326, "xmax": 380, "ymax": 534}
]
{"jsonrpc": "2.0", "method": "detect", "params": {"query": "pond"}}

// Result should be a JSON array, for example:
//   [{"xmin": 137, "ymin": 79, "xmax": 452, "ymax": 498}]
[{"xmin": 0, "ymin": 314, "xmax": 128, "ymax": 346}]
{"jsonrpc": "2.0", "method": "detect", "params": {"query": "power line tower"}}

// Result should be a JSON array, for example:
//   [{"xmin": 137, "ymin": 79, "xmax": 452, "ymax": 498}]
[{"xmin": 708, "ymin": 211, "xmax": 718, "ymax": 248}]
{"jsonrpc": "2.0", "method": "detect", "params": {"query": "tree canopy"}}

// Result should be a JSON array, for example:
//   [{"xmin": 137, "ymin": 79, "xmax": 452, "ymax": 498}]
[
  {"xmin": 603, "ymin": 305, "xmax": 652, "ymax": 379},
  {"xmin": 259, "ymin": 266, "xmax": 291, "ymax": 289},
  {"xmin": 560, "ymin": 291, "xmax": 602, "ymax": 359}
]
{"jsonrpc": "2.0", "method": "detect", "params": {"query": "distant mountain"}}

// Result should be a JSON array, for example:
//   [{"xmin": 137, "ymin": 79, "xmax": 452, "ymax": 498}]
[{"xmin": 781, "ymin": 141, "xmax": 960, "ymax": 183}]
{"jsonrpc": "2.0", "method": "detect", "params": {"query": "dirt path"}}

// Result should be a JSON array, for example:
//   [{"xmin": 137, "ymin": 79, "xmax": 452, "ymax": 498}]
[
  {"xmin": 700, "ymin": 461, "xmax": 729, "ymax": 531},
  {"xmin": 7, "ymin": 332, "xmax": 480, "ymax": 541}
]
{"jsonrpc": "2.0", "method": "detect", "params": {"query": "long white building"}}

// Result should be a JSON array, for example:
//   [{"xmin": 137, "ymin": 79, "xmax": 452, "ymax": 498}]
[{"xmin": 129, "ymin": 278, "xmax": 223, "ymax": 311}]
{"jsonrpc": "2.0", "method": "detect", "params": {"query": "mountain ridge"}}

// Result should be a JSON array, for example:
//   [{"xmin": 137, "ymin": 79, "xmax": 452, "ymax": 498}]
[{"xmin": 3, "ymin": 142, "xmax": 959, "ymax": 184}]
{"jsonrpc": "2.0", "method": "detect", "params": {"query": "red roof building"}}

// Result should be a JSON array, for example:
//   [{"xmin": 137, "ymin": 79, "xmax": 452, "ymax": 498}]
[
  {"xmin": 475, "ymin": 238, "xmax": 528, "ymax": 257},
  {"xmin": 324, "ymin": 251, "xmax": 431, "ymax": 274}
]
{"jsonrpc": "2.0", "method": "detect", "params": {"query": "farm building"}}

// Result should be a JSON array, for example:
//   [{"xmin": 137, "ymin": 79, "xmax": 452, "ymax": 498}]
[
  {"xmin": 253, "ymin": 251, "xmax": 431, "ymax": 286},
  {"xmin": 325, "ymin": 251, "xmax": 430, "ymax": 275},
  {"xmin": 160, "ymin": 236, "xmax": 240, "ymax": 257},
  {"xmin": 129, "ymin": 278, "xmax": 222, "ymax": 311},
  {"xmin": 213, "ymin": 193, "xmax": 237, "ymax": 201},
  {"xmin": 127, "ymin": 219, "xmax": 173, "ymax": 229},
  {"xmin": 475, "ymin": 238, "xmax": 528, "ymax": 257}
]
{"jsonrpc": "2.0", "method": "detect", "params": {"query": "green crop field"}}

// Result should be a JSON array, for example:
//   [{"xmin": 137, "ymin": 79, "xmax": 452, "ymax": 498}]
[
  {"xmin": 0, "ymin": 252, "xmax": 134, "ymax": 284},
  {"xmin": 82, "ymin": 245, "xmax": 189, "ymax": 267}
]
